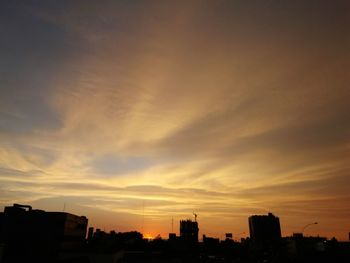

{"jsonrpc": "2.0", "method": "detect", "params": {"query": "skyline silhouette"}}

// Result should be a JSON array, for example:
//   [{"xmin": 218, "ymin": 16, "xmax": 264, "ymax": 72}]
[
  {"xmin": 1, "ymin": 203, "xmax": 349, "ymax": 263},
  {"xmin": 0, "ymin": 203, "xmax": 346, "ymax": 242}
]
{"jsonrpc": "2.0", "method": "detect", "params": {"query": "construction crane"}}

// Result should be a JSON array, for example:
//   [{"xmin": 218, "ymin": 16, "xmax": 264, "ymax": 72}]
[{"xmin": 193, "ymin": 212, "xmax": 198, "ymax": 222}]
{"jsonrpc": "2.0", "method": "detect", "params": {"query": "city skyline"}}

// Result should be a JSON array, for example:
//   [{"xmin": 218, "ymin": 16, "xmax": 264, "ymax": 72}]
[
  {"xmin": 1, "ymin": 1, "xmax": 349, "ymax": 241},
  {"xmin": 1, "ymin": 203, "xmax": 349, "ymax": 263},
  {"xmin": 0, "ymin": 203, "xmax": 332, "ymax": 242}
]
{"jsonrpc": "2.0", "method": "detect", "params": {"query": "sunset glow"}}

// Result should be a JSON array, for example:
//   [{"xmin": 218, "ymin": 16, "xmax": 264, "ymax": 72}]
[{"xmin": 1, "ymin": 0, "xmax": 349, "ymax": 241}]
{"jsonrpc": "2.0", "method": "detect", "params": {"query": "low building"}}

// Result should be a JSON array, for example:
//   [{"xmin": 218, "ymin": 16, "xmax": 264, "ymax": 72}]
[{"xmin": 0, "ymin": 203, "xmax": 88, "ymax": 261}]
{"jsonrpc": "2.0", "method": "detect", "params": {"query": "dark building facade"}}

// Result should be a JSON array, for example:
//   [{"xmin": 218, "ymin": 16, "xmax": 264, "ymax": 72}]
[
  {"xmin": 0, "ymin": 204, "xmax": 88, "ymax": 261},
  {"xmin": 249, "ymin": 212, "xmax": 281, "ymax": 245},
  {"xmin": 180, "ymin": 219, "xmax": 199, "ymax": 243}
]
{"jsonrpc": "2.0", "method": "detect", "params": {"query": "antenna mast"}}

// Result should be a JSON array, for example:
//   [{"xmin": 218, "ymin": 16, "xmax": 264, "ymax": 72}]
[
  {"xmin": 172, "ymin": 217, "xmax": 174, "ymax": 233},
  {"xmin": 142, "ymin": 200, "xmax": 145, "ymax": 234}
]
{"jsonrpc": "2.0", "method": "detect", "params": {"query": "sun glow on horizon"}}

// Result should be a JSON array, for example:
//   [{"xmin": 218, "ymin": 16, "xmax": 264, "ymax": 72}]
[{"xmin": 143, "ymin": 234, "xmax": 154, "ymax": 240}]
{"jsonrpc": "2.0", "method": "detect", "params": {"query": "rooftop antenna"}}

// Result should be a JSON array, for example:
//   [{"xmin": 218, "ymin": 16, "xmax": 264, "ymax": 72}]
[
  {"xmin": 172, "ymin": 217, "xmax": 174, "ymax": 233},
  {"xmin": 142, "ymin": 200, "xmax": 145, "ymax": 234},
  {"xmin": 193, "ymin": 212, "xmax": 197, "ymax": 222},
  {"xmin": 63, "ymin": 202, "xmax": 66, "ymax": 212}
]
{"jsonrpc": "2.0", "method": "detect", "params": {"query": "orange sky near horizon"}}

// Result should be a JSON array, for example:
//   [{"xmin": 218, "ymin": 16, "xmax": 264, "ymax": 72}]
[{"xmin": 0, "ymin": 0, "xmax": 349, "ymax": 241}]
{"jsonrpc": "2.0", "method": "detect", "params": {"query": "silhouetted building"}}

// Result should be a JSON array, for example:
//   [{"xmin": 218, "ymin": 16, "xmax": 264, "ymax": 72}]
[
  {"xmin": 168, "ymin": 233, "xmax": 176, "ymax": 240},
  {"xmin": 203, "ymin": 235, "xmax": 220, "ymax": 245},
  {"xmin": 249, "ymin": 212, "xmax": 281, "ymax": 245},
  {"xmin": 87, "ymin": 226, "xmax": 94, "ymax": 242},
  {"xmin": 286, "ymin": 234, "xmax": 327, "ymax": 261},
  {"xmin": 180, "ymin": 219, "xmax": 199, "ymax": 243},
  {"xmin": 225, "ymin": 233, "xmax": 233, "ymax": 239},
  {"xmin": 0, "ymin": 204, "xmax": 88, "ymax": 261}
]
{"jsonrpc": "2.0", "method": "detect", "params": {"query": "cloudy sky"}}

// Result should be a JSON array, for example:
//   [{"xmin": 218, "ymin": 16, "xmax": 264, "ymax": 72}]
[{"xmin": 1, "ymin": 0, "xmax": 349, "ymax": 240}]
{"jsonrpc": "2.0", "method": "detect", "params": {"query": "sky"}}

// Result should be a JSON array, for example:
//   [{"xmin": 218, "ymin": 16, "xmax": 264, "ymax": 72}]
[{"xmin": 0, "ymin": 0, "xmax": 349, "ymax": 240}]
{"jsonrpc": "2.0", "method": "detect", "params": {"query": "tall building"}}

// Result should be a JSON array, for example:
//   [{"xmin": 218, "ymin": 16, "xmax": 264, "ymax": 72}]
[
  {"xmin": 180, "ymin": 219, "xmax": 199, "ymax": 243},
  {"xmin": 0, "ymin": 204, "xmax": 88, "ymax": 260},
  {"xmin": 248, "ymin": 212, "xmax": 281, "ymax": 245}
]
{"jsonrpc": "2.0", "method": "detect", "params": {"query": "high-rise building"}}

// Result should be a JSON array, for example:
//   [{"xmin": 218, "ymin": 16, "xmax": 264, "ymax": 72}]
[
  {"xmin": 87, "ymin": 226, "xmax": 94, "ymax": 242},
  {"xmin": 180, "ymin": 219, "xmax": 199, "ymax": 243},
  {"xmin": 248, "ymin": 212, "xmax": 281, "ymax": 244}
]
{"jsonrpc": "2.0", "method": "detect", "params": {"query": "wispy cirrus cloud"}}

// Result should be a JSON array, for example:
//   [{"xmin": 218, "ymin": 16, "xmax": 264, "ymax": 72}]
[{"xmin": 1, "ymin": 0, "xmax": 349, "ymax": 240}]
